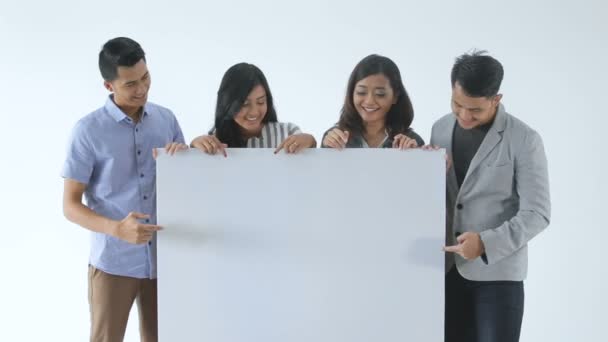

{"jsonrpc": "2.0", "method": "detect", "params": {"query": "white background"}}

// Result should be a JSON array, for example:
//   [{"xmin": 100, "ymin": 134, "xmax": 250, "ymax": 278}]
[{"xmin": 0, "ymin": 0, "xmax": 606, "ymax": 341}]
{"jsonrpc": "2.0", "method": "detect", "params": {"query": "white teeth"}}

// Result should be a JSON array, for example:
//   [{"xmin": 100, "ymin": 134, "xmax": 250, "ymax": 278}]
[
  {"xmin": 363, "ymin": 107, "xmax": 379, "ymax": 112},
  {"xmin": 246, "ymin": 117, "xmax": 258, "ymax": 121}
]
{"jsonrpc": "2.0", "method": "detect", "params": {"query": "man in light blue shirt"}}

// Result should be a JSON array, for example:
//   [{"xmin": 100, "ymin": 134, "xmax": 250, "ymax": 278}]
[{"xmin": 62, "ymin": 37, "xmax": 186, "ymax": 342}]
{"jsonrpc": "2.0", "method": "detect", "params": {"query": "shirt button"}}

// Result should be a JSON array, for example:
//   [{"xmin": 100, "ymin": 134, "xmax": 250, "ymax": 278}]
[
  {"xmin": 137, "ymin": 150, "xmax": 141, "ymax": 155},
  {"xmin": 136, "ymin": 128, "xmax": 139, "ymax": 132},
  {"xmin": 143, "ymin": 195, "xmax": 147, "ymax": 200},
  {"xmin": 145, "ymin": 219, "xmax": 150, "ymax": 223},
  {"xmin": 148, "ymin": 241, "xmax": 152, "ymax": 246},
  {"xmin": 140, "ymin": 173, "xmax": 144, "ymax": 178},
  {"xmin": 456, "ymin": 203, "xmax": 463, "ymax": 210}
]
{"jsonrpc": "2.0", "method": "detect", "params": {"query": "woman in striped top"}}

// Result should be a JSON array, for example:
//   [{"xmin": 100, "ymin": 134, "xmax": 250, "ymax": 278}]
[
  {"xmin": 190, "ymin": 63, "xmax": 316, "ymax": 156},
  {"xmin": 321, "ymin": 54, "xmax": 424, "ymax": 149}
]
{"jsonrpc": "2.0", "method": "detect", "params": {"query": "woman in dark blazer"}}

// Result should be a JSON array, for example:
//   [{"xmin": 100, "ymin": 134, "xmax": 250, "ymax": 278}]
[{"xmin": 322, "ymin": 54, "xmax": 423, "ymax": 149}]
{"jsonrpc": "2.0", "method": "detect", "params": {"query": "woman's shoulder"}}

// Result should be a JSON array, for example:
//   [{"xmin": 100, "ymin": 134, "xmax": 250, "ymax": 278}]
[
  {"xmin": 322, "ymin": 123, "xmax": 345, "ymax": 137},
  {"xmin": 259, "ymin": 122, "xmax": 301, "ymax": 146},
  {"xmin": 402, "ymin": 127, "xmax": 425, "ymax": 146},
  {"xmin": 265, "ymin": 121, "xmax": 300, "ymax": 131}
]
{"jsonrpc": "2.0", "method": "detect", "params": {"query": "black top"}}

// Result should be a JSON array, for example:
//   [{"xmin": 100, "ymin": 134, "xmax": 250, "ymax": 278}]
[{"xmin": 452, "ymin": 120, "xmax": 494, "ymax": 188}]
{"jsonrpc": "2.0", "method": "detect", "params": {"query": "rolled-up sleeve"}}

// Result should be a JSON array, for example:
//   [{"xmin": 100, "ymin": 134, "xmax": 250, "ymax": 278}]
[{"xmin": 61, "ymin": 120, "xmax": 94, "ymax": 185}]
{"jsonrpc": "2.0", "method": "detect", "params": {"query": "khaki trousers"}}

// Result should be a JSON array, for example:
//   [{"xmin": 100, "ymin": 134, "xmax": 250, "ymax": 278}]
[{"xmin": 88, "ymin": 265, "xmax": 158, "ymax": 342}]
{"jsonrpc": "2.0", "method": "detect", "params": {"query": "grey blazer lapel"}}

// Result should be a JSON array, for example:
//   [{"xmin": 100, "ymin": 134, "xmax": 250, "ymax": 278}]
[
  {"xmin": 443, "ymin": 118, "xmax": 459, "ymax": 197},
  {"xmin": 461, "ymin": 104, "xmax": 508, "ymax": 188}
]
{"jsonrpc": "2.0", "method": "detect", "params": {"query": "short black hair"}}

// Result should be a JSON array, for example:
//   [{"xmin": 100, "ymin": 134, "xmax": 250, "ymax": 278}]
[
  {"xmin": 99, "ymin": 37, "xmax": 146, "ymax": 81},
  {"xmin": 451, "ymin": 50, "xmax": 503, "ymax": 97},
  {"xmin": 213, "ymin": 63, "xmax": 278, "ymax": 147}
]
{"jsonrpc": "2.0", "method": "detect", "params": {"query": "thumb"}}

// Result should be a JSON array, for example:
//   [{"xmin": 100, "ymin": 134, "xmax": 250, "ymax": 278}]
[
  {"xmin": 456, "ymin": 232, "xmax": 469, "ymax": 244},
  {"xmin": 129, "ymin": 212, "xmax": 150, "ymax": 220},
  {"xmin": 344, "ymin": 131, "xmax": 350, "ymax": 142}
]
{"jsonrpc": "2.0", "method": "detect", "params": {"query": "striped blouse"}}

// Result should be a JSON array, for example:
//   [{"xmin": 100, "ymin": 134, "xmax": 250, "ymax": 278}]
[{"xmin": 246, "ymin": 122, "xmax": 301, "ymax": 148}]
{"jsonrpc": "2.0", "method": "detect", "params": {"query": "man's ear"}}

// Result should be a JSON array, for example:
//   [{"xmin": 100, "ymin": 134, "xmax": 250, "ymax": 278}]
[
  {"xmin": 493, "ymin": 94, "xmax": 503, "ymax": 107},
  {"xmin": 103, "ymin": 80, "xmax": 113, "ymax": 92}
]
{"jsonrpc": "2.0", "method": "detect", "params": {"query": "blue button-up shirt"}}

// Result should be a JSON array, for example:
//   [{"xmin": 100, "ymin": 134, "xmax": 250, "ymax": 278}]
[{"xmin": 62, "ymin": 96, "xmax": 185, "ymax": 279}]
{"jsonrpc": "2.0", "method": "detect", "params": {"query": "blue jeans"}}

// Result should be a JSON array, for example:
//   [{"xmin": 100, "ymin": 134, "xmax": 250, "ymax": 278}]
[{"xmin": 445, "ymin": 266, "xmax": 524, "ymax": 342}]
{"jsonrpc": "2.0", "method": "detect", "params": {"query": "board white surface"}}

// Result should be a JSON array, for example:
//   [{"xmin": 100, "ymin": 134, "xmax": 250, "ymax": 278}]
[{"xmin": 157, "ymin": 148, "xmax": 445, "ymax": 341}]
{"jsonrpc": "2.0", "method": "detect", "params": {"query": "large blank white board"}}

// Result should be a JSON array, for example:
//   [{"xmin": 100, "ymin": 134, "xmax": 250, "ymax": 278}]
[{"xmin": 157, "ymin": 149, "xmax": 445, "ymax": 341}]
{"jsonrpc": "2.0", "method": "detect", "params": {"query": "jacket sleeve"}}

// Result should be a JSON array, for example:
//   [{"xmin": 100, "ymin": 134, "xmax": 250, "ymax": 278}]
[{"xmin": 479, "ymin": 129, "xmax": 551, "ymax": 265}]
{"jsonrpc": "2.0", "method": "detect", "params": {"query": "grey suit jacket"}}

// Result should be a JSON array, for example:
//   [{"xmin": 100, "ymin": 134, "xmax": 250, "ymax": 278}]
[{"xmin": 430, "ymin": 104, "xmax": 551, "ymax": 281}]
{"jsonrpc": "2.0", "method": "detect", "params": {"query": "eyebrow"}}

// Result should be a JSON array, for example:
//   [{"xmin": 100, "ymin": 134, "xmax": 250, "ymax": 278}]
[
  {"xmin": 243, "ymin": 95, "xmax": 266, "ymax": 104},
  {"xmin": 356, "ymin": 85, "xmax": 386, "ymax": 90},
  {"xmin": 124, "ymin": 72, "xmax": 149, "ymax": 85},
  {"xmin": 453, "ymin": 99, "xmax": 481, "ymax": 111}
]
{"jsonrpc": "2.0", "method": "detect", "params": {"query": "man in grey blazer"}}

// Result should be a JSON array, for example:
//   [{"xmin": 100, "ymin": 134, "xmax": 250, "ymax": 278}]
[{"xmin": 430, "ymin": 51, "xmax": 551, "ymax": 342}]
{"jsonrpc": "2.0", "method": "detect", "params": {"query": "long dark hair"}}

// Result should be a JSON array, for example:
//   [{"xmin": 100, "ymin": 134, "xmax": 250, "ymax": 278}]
[
  {"xmin": 213, "ymin": 63, "xmax": 278, "ymax": 147},
  {"xmin": 338, "ymin": 54, "xmax": 414, "ymax": 138}
]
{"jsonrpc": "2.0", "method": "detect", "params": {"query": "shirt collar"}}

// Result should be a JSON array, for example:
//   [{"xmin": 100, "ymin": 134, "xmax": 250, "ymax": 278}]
[
  {"xmin": 361, "ymin": 129, "xmax": 389, "ymax": 148},
  {"xmin": 104, "ymin": 95, "xmax": 150, "ymax": 122}
]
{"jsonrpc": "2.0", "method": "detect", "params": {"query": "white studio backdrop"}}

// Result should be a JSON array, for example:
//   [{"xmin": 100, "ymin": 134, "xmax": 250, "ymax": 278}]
[
  {"xmin": 156, "ymin": 149, "xmax": 445, "ymax": 341},
  {"xmin": 0, "ymin": 0, "xmax": 606, "ymax": 341}
]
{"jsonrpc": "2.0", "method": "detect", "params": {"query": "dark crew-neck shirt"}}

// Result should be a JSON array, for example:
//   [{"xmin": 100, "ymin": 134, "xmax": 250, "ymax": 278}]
[{"xmin": 452, "ymin": 119, "xmax": 494, "ymax": 188}]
